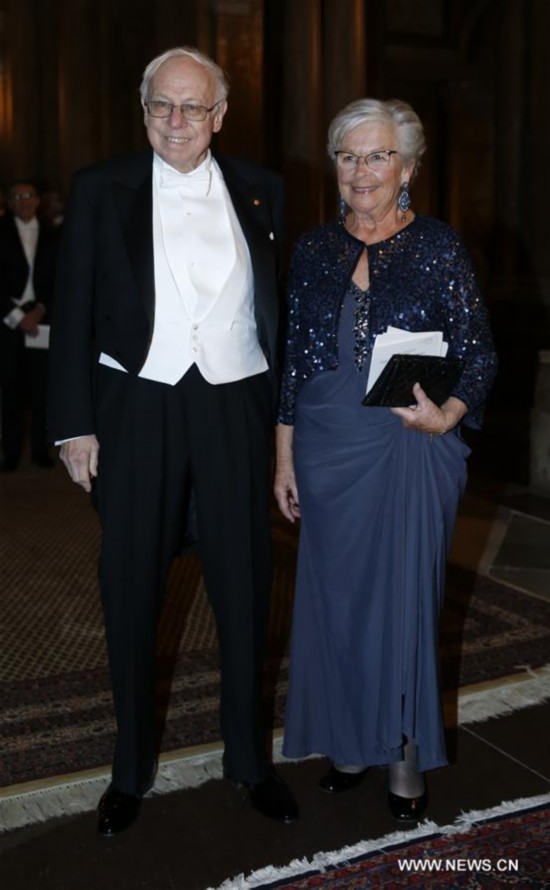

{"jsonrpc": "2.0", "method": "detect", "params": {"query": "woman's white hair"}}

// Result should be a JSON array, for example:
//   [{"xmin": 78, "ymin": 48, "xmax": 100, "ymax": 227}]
[
  {"xmin": 327, "ymin": 98, "xmax": 426, "ymax": 179},
  {"xmin": 140, "ymin": 46, "xmax": 229, "ymax": 103}
]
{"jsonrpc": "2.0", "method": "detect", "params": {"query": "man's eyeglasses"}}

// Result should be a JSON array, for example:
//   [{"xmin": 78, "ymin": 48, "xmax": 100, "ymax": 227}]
[
  {"xmin": 11, "ymin": 191, "xmax": 37, "ymax": 201},
  {"xmin": 334, "ymin": 150, "xmax": 398, "ymax": 171},
  {"xmin": 145, "ymin": 100, "xmax": 222, "ymax": 122}
]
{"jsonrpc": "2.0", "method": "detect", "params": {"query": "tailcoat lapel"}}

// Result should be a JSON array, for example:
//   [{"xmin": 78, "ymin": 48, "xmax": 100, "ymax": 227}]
[
  {"xmin": 214, "ymin": 155, "xmax": 274, "ymax": 294},
  {"xmin": 111, "ymin": 152, "xmax": 155, "ymax": 327},
  {"xmin": 215, "ymin": 155, "xmax": 280, "ymax": 370}
]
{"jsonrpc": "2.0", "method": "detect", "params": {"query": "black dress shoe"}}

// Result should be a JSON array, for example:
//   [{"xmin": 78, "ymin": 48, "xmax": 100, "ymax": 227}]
[
  {"xmin": 248, "ymin": 773, "xmax": 299, "ymax": 824},
  {"xmin": 97, "ymin": 785, "xmax": 142, "ymax": 836},
  {"xmin": 318, "ymin": 765, "xmax": 368, "ymax": 794},
  {"xmin": 388, "ymin": 790, "xmax": 428, "ymax": 822}
]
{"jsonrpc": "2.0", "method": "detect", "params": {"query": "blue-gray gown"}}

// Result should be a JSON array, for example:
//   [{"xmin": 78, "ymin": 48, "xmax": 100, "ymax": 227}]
[
  {"xmin": 282, "ymin": 280, "xmax": 472, "ymax": 773},
  {"xmin": 280, "ymin": 216, "xmax": 497, "ymax": 772}
]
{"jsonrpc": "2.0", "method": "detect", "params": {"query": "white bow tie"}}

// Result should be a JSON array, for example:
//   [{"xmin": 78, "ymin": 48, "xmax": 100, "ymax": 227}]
[{"xmin": 159, "ymin": 165, "xmax": 213, "ymax": 196}]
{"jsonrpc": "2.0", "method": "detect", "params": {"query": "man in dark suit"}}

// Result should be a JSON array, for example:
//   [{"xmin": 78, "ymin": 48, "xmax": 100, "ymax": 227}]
[
  {"xmin": 1, "ymin": 181, "xmax": 58, "ymax": 470},
  {"xmin": 48, "ymin": 46, "xmax": 298, "ymax": 835}
]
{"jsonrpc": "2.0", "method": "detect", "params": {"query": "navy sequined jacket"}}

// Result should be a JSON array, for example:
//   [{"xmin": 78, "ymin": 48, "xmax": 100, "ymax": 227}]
[{"xmin": 277, "ymin": 215, "xmax": 497, "ymax": 428}]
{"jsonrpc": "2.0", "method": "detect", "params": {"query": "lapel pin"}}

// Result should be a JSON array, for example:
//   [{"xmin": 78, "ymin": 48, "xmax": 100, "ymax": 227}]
[{"xmin": 253, "ymin": 198, "xmax": 261, "ymax": 206}]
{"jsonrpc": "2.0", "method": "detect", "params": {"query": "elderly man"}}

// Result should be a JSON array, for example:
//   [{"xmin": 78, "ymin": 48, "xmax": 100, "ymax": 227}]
[{"xmin": 48, "ymin": 46, "xmax": 297, "ymax": 834}]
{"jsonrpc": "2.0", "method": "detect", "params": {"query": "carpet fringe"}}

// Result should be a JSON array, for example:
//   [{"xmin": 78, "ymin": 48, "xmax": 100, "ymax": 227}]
[
  {"xmin": 1, "ymin": 669, "xmax": 549, "ymax": 834},
  {"xmin": 440, "ymin": 791, "xmax": 550, "ymax": 834},
  {"xmin": 0, "ymin": 776, "xmax": 111, "ymax": 833},
  {"xmin": 456, "ymin": 663, "xmax": 550, "ymax": 724},
  {"xmin": 211, "ymin": 793, "xmax": 550, "ymax": 890},
  {"xmin": 0, "ymin": 751, "xmax": 228, "ymax": 833},
  {"xmin": 212, "ymin": 821, "xmax": 443, "ymax": 890}
]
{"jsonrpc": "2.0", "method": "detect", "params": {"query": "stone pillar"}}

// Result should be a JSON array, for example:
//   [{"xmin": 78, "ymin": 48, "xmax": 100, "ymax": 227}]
[
  {"xmin": 492, "ymin": 0, "xmax": 550, "ymax": 484},
  {"xmin": 492, "ymin": 0, "xmax": 528, "ymax": 290},
  {"xmin": 531, "ymin": 351, "xmax": 550, "ymax": 493},
  {"xmin": 491, "ymin": 0, "xmax": 550, "ymax": 303},
  {"xmin": 282, "ymin": 0, "xmax": 371, "ymax": 246},
  {"xmin": 323, "ymin": 0, "xmax": 367, "ymax": 122},
  {"xmin": 0, "ymin": 2, "xmax": 12, "ymax": 175},
  {"xmin": 212, "ymin": 0, "xmax": 265, "ymax": 161},
  {"xmin": 524, "ymin": 0, "xmax": 550, "ymax": 304},
  {"xmin": 0, "ymin": 0, "xmax": 62, "ymax": 185},
  {"xmin": 282, "ymin": 0, "xmax": 323, "ymax": 247},
  {"xmin": 56, "ymin": 0, "xmax": 109, "ymax": 188},
  {"xmin": 321, "ymin": 0, "xmax": 368, "ymax": 218}
]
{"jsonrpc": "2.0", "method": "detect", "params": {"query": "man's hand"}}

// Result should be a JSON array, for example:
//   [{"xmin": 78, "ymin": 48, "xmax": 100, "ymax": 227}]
[
  {"xmin": 19, "ymin": 304, "xmax": 45, "ymax": 337},
  {"xmin": 59, "ymin": 435, "xmax": 100, "ymax": 492}
]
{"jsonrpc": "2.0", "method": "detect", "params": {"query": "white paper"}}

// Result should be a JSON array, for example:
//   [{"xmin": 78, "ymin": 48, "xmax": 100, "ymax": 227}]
[
  {"xmin": 24, "ymin": 324, "xmax": 50, "ymax": 349},
  {"xmin": 366, "ymin": 327, "xmax": 448, "ymax": 393}
]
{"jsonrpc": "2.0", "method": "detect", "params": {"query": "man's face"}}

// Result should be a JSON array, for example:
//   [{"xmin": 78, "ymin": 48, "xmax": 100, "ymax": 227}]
[
  {"xmin": 143, "ymin": 56, "xmax": 227, "ymax": 173},
  {"xmin": 9, "ymin": 183, "xmax": 39, "ymax": 223}
]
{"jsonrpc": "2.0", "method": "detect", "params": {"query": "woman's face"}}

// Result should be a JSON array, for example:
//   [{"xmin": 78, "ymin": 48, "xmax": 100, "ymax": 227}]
[{"xmin": 336, "ymin": 121, "xmax": 415, "ymax": 221}]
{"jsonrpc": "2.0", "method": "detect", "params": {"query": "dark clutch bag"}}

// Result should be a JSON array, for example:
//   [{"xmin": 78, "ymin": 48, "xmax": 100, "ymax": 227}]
[{"xmin": 362, "ymin": 354, "xmax": 462, "ymax": 408}]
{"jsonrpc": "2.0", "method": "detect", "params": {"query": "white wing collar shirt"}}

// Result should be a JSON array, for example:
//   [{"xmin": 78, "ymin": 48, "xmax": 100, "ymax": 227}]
[
  {"xmin": 99, "ymin": 150, "xmax": 268, "ymax": 385},
  {"xmin": 3, "ymin": 217, "xmax": 39, "ymax": 329}
]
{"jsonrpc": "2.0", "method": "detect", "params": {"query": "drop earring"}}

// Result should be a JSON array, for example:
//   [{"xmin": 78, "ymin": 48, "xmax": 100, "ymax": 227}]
[{"xmin": 397, "ymin": 182, "xmax": 411, "ymax": 220}]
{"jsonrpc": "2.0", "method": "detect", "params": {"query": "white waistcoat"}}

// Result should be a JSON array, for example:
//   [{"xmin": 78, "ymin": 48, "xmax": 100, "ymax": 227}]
[{"xmin": 99, "ymin": 151, "xmax": 268, "ymax": 385}]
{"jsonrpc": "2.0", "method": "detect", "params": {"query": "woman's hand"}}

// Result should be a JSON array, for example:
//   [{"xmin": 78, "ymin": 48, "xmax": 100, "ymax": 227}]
[
  {"xmin": 274, "ymin": 424, "xmax": 301, "ymax": 522},
  {"xmin": 19, "ymin": 304, "xmax": 45, "ymax": 337},
  {"xmin": 390, "ymin": 383, "xmax": 467, "ymax": 435}
]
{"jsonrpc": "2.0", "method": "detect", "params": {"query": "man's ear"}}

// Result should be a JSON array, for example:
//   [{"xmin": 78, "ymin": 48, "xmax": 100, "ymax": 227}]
[{"xmin": 212, "ymin": 100, "xmax": 228, "ymax": 134}]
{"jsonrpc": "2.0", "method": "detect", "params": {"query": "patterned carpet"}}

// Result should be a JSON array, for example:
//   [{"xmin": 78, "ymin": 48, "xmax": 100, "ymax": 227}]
[
  {"xmin": 236, "ymin": 800, "xmax": 550, "ymax": 889},
  {"xmin": 2, "ymin": 464, "xmax": 550, "ymax": 789}
]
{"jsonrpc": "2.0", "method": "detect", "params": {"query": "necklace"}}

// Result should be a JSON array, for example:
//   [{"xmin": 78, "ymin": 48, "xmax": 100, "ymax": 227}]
[{"xmin": 351, "ymin": 280, "xmax": 370, "ymax": 371}]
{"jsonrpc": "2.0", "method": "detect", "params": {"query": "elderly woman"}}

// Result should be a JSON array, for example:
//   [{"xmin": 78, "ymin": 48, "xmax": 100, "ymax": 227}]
[{"xmin": 275, "ymin": 99, "xmax": 497, "ymax": 821}]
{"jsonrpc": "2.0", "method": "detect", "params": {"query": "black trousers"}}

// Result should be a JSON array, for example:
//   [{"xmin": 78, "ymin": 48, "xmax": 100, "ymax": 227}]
[
  {"xmin": 0, "ymin": 339, "xmax": 49, "ymax": 462},
  {"xmin": 94, "ymin": 364, "xmax": 273, "ymax": 795}
]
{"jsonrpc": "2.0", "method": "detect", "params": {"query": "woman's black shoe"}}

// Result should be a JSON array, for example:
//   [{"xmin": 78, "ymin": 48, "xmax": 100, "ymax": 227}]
[
  {"xmin": 318, "ymin": 766, "xmax": 367, "ymax": 794},
  {"xmin": 388, "ymin": 790, "xmax": 428, "ymax": 821}
]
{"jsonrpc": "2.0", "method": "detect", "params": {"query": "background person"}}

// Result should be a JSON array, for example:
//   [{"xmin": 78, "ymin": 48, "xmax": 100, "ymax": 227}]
[
  {"xmin": 48, "ymin": 46, "xmax": 298, "ymax": 835},
  {"xmin": 274, "ymin": 98, "xmax": 497, "ymax": 822},
  {"xmin": 0, "ymin": 181, "xmax": 58, "ymax": 470},
  {"xmin": 38, "ymin": 189, "xmax": 64, "ymax": 228}
]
